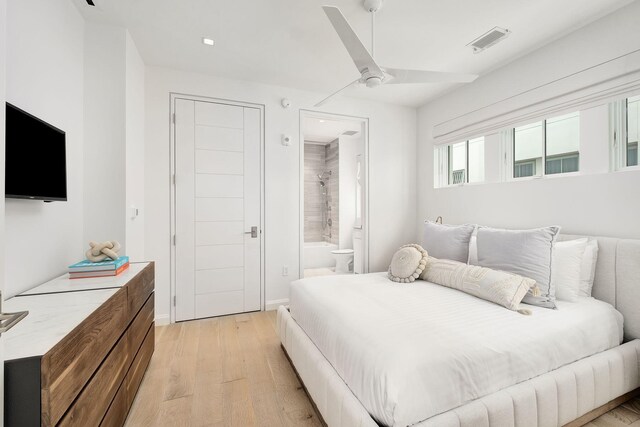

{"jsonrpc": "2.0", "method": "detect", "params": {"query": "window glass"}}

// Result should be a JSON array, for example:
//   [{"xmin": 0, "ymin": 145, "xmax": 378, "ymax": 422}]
[
  {"xmin": 628, "ymin": 95, "xmax": 639, "ymax": 167},
  {"xmin": 468, "ymin": 137, "xmax": 485, "ymax": 183},
  {"xmin": 546, "ymin": 112, "xmax": 580, "ymax": 174},
  {"xmin": 449, "ymin": 141, "xmax": 467, "ymax": 184},
  {"xmin": 514, "ymin": 122, "xmax": 543, "ymax": 177}
]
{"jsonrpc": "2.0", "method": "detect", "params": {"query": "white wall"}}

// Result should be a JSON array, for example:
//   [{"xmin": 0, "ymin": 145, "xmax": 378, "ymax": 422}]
[
  {"xmin": 418, "ymin": 1, "xmax": 640, "ymax": 240},
  {"xmin": 83, "ymin": 23, "xmax": 126, "ymax": 250},
  {"xmin": 338, "ymin": 133, "xmax": 363, "ymax": 250},
  {"xmin": 125, "ymin": 33, "xmax": 145, "ymax": 261},
  {"xmin": 84, "ymin": 24, "xmax": 146, "ymax": 261},
  {"xmin": 5, "ymin": 0, "xmax": 85, "ymax": 297},
  {"xmin": 145, "ymin": 67, "xmax": 417, "ymax": 321}
]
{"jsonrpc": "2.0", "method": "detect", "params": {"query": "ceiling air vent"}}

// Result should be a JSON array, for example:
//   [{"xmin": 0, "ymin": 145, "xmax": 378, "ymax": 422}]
[
  {"xmin": 342, "ymin": 130, "xmax": 359, "ymax": 136},
  {"xmin": 468, "ymin": 27, "xmax": 510, "ymax": 53}
]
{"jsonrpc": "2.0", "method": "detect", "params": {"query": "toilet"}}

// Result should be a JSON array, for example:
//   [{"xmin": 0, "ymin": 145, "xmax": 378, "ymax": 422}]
[{"xmin": 331, "ymin": 249, "xmax": 354, "ymax": 273}]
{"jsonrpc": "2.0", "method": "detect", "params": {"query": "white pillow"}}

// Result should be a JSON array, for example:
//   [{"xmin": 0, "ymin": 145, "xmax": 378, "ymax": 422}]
[
  {"xmin": 422, "ymin": 257, "xmax": 536, "ymax": 312},
  {"xmin": 422, "ymin": 222, "xmax": 475, "ymax": 263},
  {"xmin": 579, "ymin": 240, "xmax": 599, "ymax": 297},
  {"xmin": 476, "ymin": 226, "xmax": 560, "ymax": 309},
  {"xmin": 552, "ymin": 238, "xmax": 588, "ymax": 302}
]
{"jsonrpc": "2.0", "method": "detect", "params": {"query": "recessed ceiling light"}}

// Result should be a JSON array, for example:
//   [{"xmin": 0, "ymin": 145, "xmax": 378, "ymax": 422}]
[
  {"xmin": 319, "ymin": 119, "xmax": 325, "ymax": 123},
  {"xmin": 202, "ymin": 38, "xmax": 215, "ymax": 46}
]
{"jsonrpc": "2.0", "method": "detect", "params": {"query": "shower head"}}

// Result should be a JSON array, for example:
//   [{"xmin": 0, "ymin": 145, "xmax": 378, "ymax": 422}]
[
  {"xmin": 319, "ymin": 181, "xmax": 325, "ymax": 187},
  {"xmin": 317, "ymin": 170, "xmax": 332, "ymax": 180}
]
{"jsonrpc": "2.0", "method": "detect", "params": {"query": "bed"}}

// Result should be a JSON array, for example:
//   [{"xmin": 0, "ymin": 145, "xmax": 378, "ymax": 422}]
[{"xmin": 277, "ymin": 235, "xmax": 640, "ymax": 427}]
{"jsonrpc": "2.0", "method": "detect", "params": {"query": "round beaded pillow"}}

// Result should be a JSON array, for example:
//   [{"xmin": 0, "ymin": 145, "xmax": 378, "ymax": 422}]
[{"xmin": 388, "ymin": 244, "xmax": 428, "ymax": 283}]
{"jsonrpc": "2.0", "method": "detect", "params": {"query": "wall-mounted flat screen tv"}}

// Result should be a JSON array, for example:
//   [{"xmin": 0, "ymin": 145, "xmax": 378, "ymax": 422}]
[{"xmin": 5, "ymin": 103, "xmax": 67, "ymax": 201}]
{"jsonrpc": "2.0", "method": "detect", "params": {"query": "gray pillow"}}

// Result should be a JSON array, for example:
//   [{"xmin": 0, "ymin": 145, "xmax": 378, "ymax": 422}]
[
  {"xmin": 422, "ymin": 222, "xmax": 475, "ymax": 263},
  {"xmin": 475, "ymin": 226, "xmax": 561, "ymax": 309}
]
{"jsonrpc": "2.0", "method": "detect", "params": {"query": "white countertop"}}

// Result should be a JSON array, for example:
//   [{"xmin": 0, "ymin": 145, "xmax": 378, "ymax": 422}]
[
  {"xmin": 20, "ymin": 262, "xmax": 149, "ymax": 296},
  {"xmin": 3, "ymin": 288, "xmax": 119, "ymax": 361}
]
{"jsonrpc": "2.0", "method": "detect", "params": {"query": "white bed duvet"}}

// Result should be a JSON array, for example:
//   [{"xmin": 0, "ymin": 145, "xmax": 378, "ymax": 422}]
[{"xmin": 289, "ymin": 272, "xmax": 623, "ymax": 427}]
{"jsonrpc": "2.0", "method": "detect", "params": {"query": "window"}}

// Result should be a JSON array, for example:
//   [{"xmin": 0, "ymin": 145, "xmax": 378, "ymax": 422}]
[
  {"xmin": 627, "ymin": 95, "xmax": 639, "ymax": 167},
  {"xmin": 513, "ymin": 112, "xmax": 580, "ymax": 178},
  {"xmin": 449, "ymin": 141, "xmax": 467, "ymax": 184},
  {"xmin": 434, "ymin": 137, "xmax": 485, "ymax": 188}
]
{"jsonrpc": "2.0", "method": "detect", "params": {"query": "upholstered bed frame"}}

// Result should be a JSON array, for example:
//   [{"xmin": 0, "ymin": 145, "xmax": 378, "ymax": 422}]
[{"xmin": 277, "ymin": 234, "xmax": 640, "ymax": 427}]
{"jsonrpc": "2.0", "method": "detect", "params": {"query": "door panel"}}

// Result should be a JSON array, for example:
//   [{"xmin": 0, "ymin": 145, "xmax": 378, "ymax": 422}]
[
  {"xmin": 195, "ymin": 245, "xmax": 244, "ymax": 270},
  {"xmin": 195, "ymin": 150, "xmax": 243, "ymax": 175},
  {"xmin": 175, "ymin": 99, "xmax": 261, "ymax": 321},
  {"xmin": 195, "ymin": 198, "xmax": 243, "ymax": 222},
  {"xmin": 195, "ymin": 174, "xmax": 243, "ymax": 198},
  {"xmin": 195, "ymin": 126, "xmax": 244, "ymax": 151},
  {"xmin": 195, "ymin": 221, "xmax": 244, "ymax": 246}
]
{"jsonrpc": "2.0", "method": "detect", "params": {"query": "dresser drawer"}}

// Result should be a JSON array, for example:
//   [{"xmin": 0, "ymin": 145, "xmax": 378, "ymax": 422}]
[
  {"xmin": 129, "ymin": 293, "xmax": 154, "ymax": 356},
  {"xmin": 99, "ymin": 382, "xmax": 128, "ymax": 427},
  {"xmin": 126, "ymin": 324, "xmax": 155, "ymax": 409},
  {"xmin": 127, "ymin": 263, "xmax": 154, "ymax": 323},
  {"xmin": 41, "ymin": 287, "xmax": 128, "ymax": 426},
  {"xmin": 58, "ymin": 330, "xmax": 129, "ymax": 427}
]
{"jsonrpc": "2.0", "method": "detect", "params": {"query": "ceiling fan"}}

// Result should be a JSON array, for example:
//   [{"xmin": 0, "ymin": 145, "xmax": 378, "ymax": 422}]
[{"xmin": 315, "ymin": 0, "xmax": 478, "ymax": 107}]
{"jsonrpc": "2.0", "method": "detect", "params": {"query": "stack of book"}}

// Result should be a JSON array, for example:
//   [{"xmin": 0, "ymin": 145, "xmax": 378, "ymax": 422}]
[{"xmin": 68, "ymin": 256, "xmax": 130, "ymax": 279}]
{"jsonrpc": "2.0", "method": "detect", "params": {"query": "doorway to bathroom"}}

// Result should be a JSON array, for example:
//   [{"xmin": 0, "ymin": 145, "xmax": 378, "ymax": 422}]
[{"xmin": 299, "ymin": 111, "xmax": 369, "ymax": 278}]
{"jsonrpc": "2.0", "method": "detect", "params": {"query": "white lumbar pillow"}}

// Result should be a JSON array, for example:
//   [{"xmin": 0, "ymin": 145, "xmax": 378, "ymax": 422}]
[
  {"xmin": 552, "ymin": 238, "xmax": 588, "ymax": 302},
  {"xmin": 422, "ymin": 257, "xmax": 536, "ymax": 313},
  {"xmin": 388, "ymin": 244, "xmax": 428, "ymax": 283},
  {"xmin": 579, "ymin": 239, "xmax": 599, "ymax": 297}
]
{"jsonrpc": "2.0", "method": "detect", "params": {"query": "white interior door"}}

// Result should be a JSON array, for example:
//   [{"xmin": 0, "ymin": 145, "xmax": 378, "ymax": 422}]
[{"xmin": 175, "ymin": 99, "xmax": 261, "ymax": 321}]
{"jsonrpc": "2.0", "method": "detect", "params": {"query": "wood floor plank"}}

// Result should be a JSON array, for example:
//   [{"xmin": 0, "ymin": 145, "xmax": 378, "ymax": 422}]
[
  {"xmin": 163, "ymin": 320, "xmax": 200, "ymax": 401},
  {"xmin": 222, "ymin": 378, "xmax": 257, "ymax": 427},
  {"xmin": 607, "ymin": 406, "xmax": 640, "ymax": 424},
  {"xmin": 624, "ymin": 399, "xmax": 640, "ymax": 415},
  {"xmin": 156, "ymin": 395, "xmax": 193, "ymax": 427},
  {"xmin": 220, "ymin": 315, "xmax": 246, "ymax": 383}
]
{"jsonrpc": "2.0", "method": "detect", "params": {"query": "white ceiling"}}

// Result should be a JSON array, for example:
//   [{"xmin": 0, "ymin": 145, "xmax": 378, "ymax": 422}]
[
  {"xmin": 303, "ymin": 116, "xmax": 362, "ymax": 143},
  {"xmin": 72, "ymin": 0, "xmax": 634, "ymax": 107}
]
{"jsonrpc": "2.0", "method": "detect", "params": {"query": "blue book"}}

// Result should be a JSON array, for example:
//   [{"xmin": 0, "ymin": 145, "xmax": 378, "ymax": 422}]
[{"xmin": 68, "ymin": 256, "xmax": 130, "ymax": 272}]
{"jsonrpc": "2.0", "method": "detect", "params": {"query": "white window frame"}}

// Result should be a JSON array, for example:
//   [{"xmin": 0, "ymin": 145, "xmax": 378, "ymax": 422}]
[
  {"xmin": 504, "ymin": 113, "xmax": 581, "ymax": 181},
  {"xmin": 610, "ymin": 97, "xmax": 640, "ymax": 172},
  {"xmin": 434, "ymin": 137, "xmax": 485, "ymax": 188}
]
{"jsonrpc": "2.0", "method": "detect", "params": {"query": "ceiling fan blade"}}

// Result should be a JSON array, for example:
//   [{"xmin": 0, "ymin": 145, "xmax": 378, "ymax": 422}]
[
  {"xmin": 322, "ymin": 6, "xmax": 383, "ymax": 77},
  {"xmin": 383, "ymin": 67, "xmax": 478, "ymax": 84},
  {"xmin": 314, "ymin": 78, "xmax": 361, "ymax": 107}
]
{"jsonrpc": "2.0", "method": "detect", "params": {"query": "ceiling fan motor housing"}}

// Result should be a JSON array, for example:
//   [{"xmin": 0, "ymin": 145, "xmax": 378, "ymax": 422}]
[
  {"xmin": 363, "ymin": 0, "xmax": 383, "ymax": 13},
  {"xmin": 365, "ymin": 76, "xmax": 382, "ymax": 88}
]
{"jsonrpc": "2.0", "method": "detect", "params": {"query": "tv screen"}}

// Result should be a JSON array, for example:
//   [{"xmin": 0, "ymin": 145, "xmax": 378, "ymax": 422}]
[{"xmin": 5, "ymin": 103, "xmax": 67, "ymax": 201}]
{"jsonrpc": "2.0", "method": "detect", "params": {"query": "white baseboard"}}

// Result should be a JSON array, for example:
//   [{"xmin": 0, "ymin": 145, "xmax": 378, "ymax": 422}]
[
  {"xmin": 265, "ymin": 298, "xmax": 289, "ymax": 311},
  {"xmin": 155, "ymin": 314, "xmax": 170, "ymax": 326}
]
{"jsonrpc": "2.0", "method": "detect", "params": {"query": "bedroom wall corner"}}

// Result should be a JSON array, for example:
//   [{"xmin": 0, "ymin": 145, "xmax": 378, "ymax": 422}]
[{"xmin": 5, "ymin": 0, "xmax": 85, "ymax": 297}]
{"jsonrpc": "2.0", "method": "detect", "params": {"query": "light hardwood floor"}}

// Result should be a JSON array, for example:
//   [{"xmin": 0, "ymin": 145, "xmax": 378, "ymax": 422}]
[{"xmin": 125, "ymin": 311, "xmax": 639, "ymax": 427}]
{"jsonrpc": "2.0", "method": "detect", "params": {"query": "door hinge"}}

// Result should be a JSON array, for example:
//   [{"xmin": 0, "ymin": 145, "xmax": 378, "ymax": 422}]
[
  {"xmin": 172, "ymin": 174, "xmax": 176, "ymax": 185},
  {"xmin": 172, "ymin": 234, "xmax": 176, "ymax": 245},
  {"xmin": 173, "ymin": 295, "xmax": 176, "ymax": 306},
  {"xmin": 172, "ymin": 113, "xmax": 176, "ymax": 124}
]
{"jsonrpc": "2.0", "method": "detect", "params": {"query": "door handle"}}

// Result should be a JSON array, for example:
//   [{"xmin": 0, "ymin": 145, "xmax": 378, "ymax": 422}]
[
  {"xmin": 244, "ymin": 226, "xmax": 258, "ymax": 238},
  {"xmin": 0, "ymin": 310, "xmax": 28, "ymax": 334}
]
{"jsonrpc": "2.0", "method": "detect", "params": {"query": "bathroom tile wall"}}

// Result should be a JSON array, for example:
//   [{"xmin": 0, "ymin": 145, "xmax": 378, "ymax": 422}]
[
  {"xmin": 326, "ymin": 140, "xmax": 339, "ymax": 245},
  {"xmin": 304, "ymin": 143, "xmax": 325, "ymax": 242}
]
